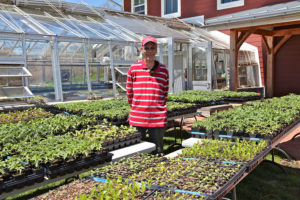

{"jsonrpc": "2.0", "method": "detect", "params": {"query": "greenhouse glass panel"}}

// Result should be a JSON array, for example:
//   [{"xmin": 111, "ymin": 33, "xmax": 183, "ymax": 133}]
[
  {"xmin": 62, "ymin": 16, "xmax": 116, "ymax": 40},
  {"xmin": 89, "ymin": 43, "xmax": 110, "ymax": 64},
  {"xmin": 115, "ymin": 67, "xmax": 129, "ymax": 75},
  {"xmin": 26, "ymin": 40, "xmax": 55, "ymax": 101},
  {"xmin": 0, "ymin": 15, "xmax": 16, "ymax": 32},
  {"xmin": 26, "ymin": 40, "xmax": 52, "ymax": 59},
  {"xmin": 0, "ymin": 77, "xmax": 22, "ymax": 87},
  {"xmin": 238, "ymin": 51, "xmax": 260, "ymax": 88},
  {"xmin": 59, "ymin": 42, "xmax": 85, "ymax": 64},
  {"xmin": 156, "ymin": 43, "xmax": 169, "ymax": 66},
  {"xmin": 115, "ymin": 65, "xmax": 130, "ymax": 94},
  {"xmin": 87, "ymin": 43, "xmax": 113, "ymax": 98},
  {"xmin": 0, "ymin": 39, "xmax": 23, "ymax": 57},
  {"xmin": 192, "ymin": 47, "xmax": 207, "ymax": 81},
  {"xmin": 112, "ymin": 45, "xmax": 134, "ymax": 62},
  {"xmin": 30, "ymin": 15, "xmax": 79, "ymax": 37},
  {"xmin": 64, "ymin": 20, "xmax": 102, "ymax": 39},
  {"xmin": 134, "ymin": 43, "xmax": 141, "ymax": 61},
  {"xmin": 86, "ymin": 21, "xmax": 128, "ymax": 41},
  {"xmin": 213, "ymin": 49, "xmax": 229, "ymax": 89},
  {"xmin": 89, "ymin": 65, "xmax": 113, "ymax": 98},
  {"xmin": 0, "ymin": 87, "xmax": 34, "ymax": 100},
  {"xmin": 0, "ymin": 67, "xmax": 31, "ymax": 77},
  {"xmin": 105, "ymin": 13, "xmax": 188, "ymax": 40},
  {"xmin": 1, "ymin": 11, "xmax": 41, "ymax": 34},
  {"xmin": 59, "ymin": 41, "xmax": 89, "ymax": 101}
]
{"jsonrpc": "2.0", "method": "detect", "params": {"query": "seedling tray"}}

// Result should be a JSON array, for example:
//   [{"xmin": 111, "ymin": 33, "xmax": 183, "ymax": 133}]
[
  {"xmin": 182, "ymin": 158, "xmax": 246, "ymax": 166},
  {"xmin": 204, "ymin": 164, "xmax": 246, "ymax": 200},
  {"xmin": 195, "ymin": 100, "xmax": 225, "ymax": 108},
  {"xmin": 245, "ymin": 146, "xmax": 271, "ymax": 172},
  {"xmin": 181, "ymin": 146, "xmax": 270, "ymax": 174},
  {"xmin": 191, "ymin": 117, "xmax": 300, "ymax": 143},
  {"xmin": 98, "ymin": 117, "xmax": 129, "ymax": 126},
  {"xmin": 46, "ymin": 153, "xmax": 113, "ymax": 179},
  {"xmin": 144, "ymin": 189, "xmax": 206, "ymax": 200},
  {"xmin": 190, "ymin": 130, "xmax": 212, "ymax": 139},
  {"xmin": 147, "ymin": 162, "xmax": 246, "ymax": 200},
  {"xmin": 269, "ymin": 118, "xmax": 300, "ymax": 145},
  {"xmin": 167, "ymin": 107, "xmax": 198, "ymax": 118},
  {"xmin": 102, "ymin": 134, "xmax": 142, "ymax": 151},
  {"xmin": 0, "ymin": 168, "xmax": 44, "ymax": 194},
  {"xmin": 223, "ymin": 96, "xmax": 261, "ymax": 102}
]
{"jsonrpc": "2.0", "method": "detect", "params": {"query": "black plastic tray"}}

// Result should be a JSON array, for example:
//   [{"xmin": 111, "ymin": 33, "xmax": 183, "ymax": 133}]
[
  {"xmin": 245, "ymin": 146, "xmax": 271, "ymax": 173},
  {"xmin": 223, "ymin": 96, "xmax": 261, "ymax": 102},
  {"xmin": 167, "ymin": 107, "xmax": 198, "ymax": 118},
  {"xmin": 102, "ymin": 134, "xmax": 142, "ymax": 151},
  {"xmin": 144, "ymin": 163, "xmax": 246, "ymax": 200},
  {"xmin": 205, "ymin": 165, "xmax": 246, "ymax": 200},
  {"xmin": 0, "ymin": 168, "xmax": 44, "ymax": 194},
  {"xmin": 269, "ymin": 118, "xmax": 300, "ymax": 145},
  {"xmin": 190, "ymin": 117, "xmax": 300, "ymax": 143},
  {"xmin": 46, "ymin": 153, "xmax": 113, "ymax": 179}
]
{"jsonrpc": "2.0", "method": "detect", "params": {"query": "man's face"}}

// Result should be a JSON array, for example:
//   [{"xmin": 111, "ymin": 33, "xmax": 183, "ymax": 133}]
[{"xmin": 141, "ymin": 42, "xmax": 157, "ymax": 62}]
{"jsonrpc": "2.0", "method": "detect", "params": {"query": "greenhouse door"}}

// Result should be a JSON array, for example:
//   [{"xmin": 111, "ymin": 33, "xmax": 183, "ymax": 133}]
[
  {"xmin": 156, "ymin": 37, "xmax": 185, "ymax": 94},
  {"xmin": 190, "ymin": 41, "xmax": 212, "ymax": 90}
]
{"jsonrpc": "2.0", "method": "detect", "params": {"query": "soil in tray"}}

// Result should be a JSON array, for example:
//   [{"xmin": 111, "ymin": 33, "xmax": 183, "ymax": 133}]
[
  {"xmin": 148, "ymin": 190, "xmax": 206, "ymax": 200},
  {"xmin": 32, "ymin": 179, "xmax": 98, "ymax": 200},
  {"xmin": 170, "ymin": 161, "xmax": 242, "ymax": 196},
  {"xmin": 93, "ymin": 154, "xmax": 166, "ymax": 179},
  {"xmin": 129, "ymin": 159, "xmax": 198, "ymax": 187}
]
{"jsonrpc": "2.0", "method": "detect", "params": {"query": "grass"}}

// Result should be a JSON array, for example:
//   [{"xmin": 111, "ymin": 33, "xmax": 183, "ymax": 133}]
[{"xmin": 225, "ymin": 160, "xmax": 300, "ymax": 200}]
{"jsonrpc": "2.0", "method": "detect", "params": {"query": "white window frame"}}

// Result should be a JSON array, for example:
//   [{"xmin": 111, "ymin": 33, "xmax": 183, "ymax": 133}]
[
  {"xmin": 161, "ymin": 0, "xmax": 181, "ymax": 18},
  {"xmin": 217, "ymin": 0, "xmax": 244, "ymax": 10},
  {"xmin": 131, "ymin": 0, "xmax": 147, "ymax": 15}
]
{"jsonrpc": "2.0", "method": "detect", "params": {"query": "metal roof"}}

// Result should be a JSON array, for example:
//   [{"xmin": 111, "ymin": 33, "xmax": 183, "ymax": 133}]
[{"xmin": 205, "ymin": 1, "xmax": 300, "ymax": 30}]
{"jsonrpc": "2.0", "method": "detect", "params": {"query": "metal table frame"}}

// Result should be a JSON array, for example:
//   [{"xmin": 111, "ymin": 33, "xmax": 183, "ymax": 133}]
[{"xmin": 167, "ymin": 110, "xmax": 202, "ymax": 146}]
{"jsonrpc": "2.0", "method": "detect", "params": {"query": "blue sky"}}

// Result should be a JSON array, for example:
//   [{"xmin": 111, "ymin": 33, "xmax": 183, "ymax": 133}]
[{"xmin": 64, "ymin": 0, "xmax": 122, "ymax": 9}]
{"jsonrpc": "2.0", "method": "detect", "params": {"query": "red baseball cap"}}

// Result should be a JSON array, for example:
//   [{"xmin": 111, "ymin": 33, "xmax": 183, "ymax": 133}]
[{"xmin": 141, "ymin": 36, "xmax": 157, "ymax": 47}]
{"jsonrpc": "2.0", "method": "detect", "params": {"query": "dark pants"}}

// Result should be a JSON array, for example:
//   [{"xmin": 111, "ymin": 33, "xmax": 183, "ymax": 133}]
[{"xmin": 135, "ymin": 127, "xmax": 165, "ymax": 154}]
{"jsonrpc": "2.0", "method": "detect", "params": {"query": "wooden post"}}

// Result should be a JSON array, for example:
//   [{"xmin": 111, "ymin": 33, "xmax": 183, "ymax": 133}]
[
  {"xmin": 229, "ymin": 30, "xmax": 238, "ymax": 91},
  {"xmin": 266, "ymin": 36, "xmax": 274, "ymax": 97}
]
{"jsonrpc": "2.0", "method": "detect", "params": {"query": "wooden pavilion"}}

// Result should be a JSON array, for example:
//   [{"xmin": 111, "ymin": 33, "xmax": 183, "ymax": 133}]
[{"xmin": 205, "ymin": 1, "xmax": 300, "ymax": 97}]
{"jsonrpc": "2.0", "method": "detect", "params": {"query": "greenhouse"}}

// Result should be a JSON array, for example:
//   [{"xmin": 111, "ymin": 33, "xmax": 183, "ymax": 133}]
[{"xmin": 0, "ymin": 0, "xmax": 262, "ymax": 102}]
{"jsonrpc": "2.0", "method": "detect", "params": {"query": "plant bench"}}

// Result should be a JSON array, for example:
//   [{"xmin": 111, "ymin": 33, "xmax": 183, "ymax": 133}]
[{"xmin": 200, "ymin": 104, "xmax": 233, "ymax": 117}]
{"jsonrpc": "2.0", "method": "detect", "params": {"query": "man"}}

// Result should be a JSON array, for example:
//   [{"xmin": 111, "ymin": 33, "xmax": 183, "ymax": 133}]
[{"xmin": 126, "ymin": 36, "xmax": 169, "ymax": 154}]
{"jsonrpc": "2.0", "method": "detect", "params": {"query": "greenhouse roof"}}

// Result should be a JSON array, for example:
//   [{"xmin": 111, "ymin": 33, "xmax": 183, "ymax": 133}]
[
  {"xmin": 0, "ymin": 2, "xmax": 134, "ymax": 41},
  {"xmin": 205, "ymin": 1, "xmax": 300, "ymax": 30},
  {"xmin": 0, "ymin": 0, "xmax": 257, "ymax": 51}
]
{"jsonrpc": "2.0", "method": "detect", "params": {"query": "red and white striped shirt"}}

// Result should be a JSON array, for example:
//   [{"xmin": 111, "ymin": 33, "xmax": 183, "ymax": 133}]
[{"xmin": 126, "ymin": 60, "xmax": 169, "ymax": 127}]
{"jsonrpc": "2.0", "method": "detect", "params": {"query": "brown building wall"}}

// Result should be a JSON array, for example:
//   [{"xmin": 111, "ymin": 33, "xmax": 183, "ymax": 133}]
[
  {"xmin": 125, "ymin": 0, "xmax": 295, "ymax": 18},
  {"xmin": 124, "ymin": 0, "xmax": 161, "ymax": 16},
  {"xmin": 181, "ymin": 0, "xmax": 294, "ymax": 19},
  {"xmin": 124, "ymin": 0, "xmax": 131, "ymax": 12},
  {"xmin": 147, "ymin": 0, "xmax": 161, "ymax": 16},
  {"xmin": 273, "ymin": 35, "xmax": 300, "ymax": 96}
]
